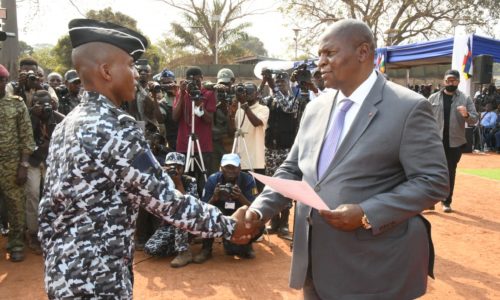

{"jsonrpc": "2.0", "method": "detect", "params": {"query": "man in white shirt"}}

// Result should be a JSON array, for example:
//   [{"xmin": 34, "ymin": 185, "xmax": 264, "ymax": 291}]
[{"xmin": 229, "ymin": 83, "xmax": 269, "ymax": 191}]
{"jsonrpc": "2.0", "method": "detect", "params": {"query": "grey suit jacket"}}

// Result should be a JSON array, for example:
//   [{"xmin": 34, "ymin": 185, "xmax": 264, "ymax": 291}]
[{"xmin": 251, "ymin": 73, "xmax": 449, "ymax": 299}]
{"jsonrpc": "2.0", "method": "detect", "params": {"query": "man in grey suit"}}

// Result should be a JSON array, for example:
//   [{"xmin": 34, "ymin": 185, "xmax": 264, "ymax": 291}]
[{"xmin": 243, "ymin": 20, "xmax": 449, "ymax": 299}]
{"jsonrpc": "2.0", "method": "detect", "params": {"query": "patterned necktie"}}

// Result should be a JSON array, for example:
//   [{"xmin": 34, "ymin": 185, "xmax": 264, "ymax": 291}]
[{"xmin": 317, "ymin": 99, "xmax": 354, "ymax": 178}]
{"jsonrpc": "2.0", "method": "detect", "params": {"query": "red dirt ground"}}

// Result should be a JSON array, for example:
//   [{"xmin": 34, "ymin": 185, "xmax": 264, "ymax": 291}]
[{"xmin": 1, "ymin": 153, "xmax": 499, "ymax": 299}]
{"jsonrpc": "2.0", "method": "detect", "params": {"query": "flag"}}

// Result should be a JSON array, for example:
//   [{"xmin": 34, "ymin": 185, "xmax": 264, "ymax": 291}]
[
  {"xmin": 462, "ymin": 37, "xmax": 473, "ymax": 79},
  {"xmin": 375, "ymin": 49, "xmax": 387, "ymax": 73}
]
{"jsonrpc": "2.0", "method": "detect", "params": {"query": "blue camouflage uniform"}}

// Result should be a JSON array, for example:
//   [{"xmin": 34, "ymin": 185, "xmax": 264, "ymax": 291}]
[{"xmin": 38, "ymin": 91, "xmax": 236, "ymax": 299}]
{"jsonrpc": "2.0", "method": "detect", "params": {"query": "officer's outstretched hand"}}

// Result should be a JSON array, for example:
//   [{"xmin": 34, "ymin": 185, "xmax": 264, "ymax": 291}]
[{"xmin": 230, "ymin": 205, "xmax": 262, "ymax": 244}]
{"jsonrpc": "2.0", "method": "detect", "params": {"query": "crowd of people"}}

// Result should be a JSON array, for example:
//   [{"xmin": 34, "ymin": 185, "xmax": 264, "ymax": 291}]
[{"xmin": 0, "ymin": 16, "xmax": 498, "ymax": 300}]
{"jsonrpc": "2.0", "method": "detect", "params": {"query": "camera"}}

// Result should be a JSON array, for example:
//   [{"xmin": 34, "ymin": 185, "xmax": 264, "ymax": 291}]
[
  {"xmin": 150, "ymin": 82, "xmax": 162, "ymax": 93},
  {"xmin": 55, "ymin": 84, "xmax": 69, "ymax": 98},
  {"xmin": 27, "ymin": 72, "xmax": 38, "ymax": 82},
  {"xmin": 293, "ymin": 63, "xmax": 312, "ymax": 84},
  {"xmin": 233, "ymin": 83, "xmax": 246, "ymax": 95},
  {"xmin": 219, "ymin": 183, "xmax": 234, "ymax": 197},
  {"xmin": 186, "ymin": 76, "xmax": 202, "ymax": 100},
  {"xmin": 42, "ymin": 102, "xmax": 53, "ymax": 115}
]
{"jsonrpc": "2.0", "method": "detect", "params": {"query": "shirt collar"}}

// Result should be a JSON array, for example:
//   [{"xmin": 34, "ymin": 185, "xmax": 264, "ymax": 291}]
[{"xmin": 337, "ymin": 70, "xmax": 377, "ymax": 105}]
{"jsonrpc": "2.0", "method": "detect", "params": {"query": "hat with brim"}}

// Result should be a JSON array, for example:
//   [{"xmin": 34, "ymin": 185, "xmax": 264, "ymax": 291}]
[
  {"xmin": 221, "ymin": 153, "xmax": 240, "ymax": 167},
  {"xmin": 444, "ymin": 69, "xmax": 460, "ymax": 80},
  {"xmin": 64, "ymin": 69, "xmax": 80, "ymax": 83},
  {"xmin": 165, "ymin": 152, "xmax": 186, "ymax": 166},
  {"xmin": 68, "ymin": 18, "xmax": 148, "ymax": 61}
]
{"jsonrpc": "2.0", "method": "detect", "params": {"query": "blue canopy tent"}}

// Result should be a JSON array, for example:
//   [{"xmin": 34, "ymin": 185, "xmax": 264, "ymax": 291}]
[{"xmin": 376, "ymin": 34, "xmax": 500, "ymax": 69}]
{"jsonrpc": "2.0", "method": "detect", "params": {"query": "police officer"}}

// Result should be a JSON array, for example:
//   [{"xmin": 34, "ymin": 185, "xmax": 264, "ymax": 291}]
[
  {"xmin": 0, "ymin": 64, "xmax": 36, "ymax": 262},
  {"xmin": 38, "ymin": 19, "xmax": 259, "ymax": 299}
]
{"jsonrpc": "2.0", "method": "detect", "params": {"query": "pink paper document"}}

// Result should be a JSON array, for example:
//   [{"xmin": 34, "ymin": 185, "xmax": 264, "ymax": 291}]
[{"xmin": 250, "ymin": 172, "xmax": 329, "ymax": 210}]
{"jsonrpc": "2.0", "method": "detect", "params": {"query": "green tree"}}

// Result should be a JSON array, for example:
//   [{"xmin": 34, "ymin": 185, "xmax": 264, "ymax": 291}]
[
  {"xmin": 279, "ymin": 0, "xmax": 499, "ymax": 51},
  {"xmin": 30, "ymin": 46, "xmax": 63, "ymax": 74},
  {"xmin": 18, "ymin": 41, "xmax": 34, "ymax": 57},
  {"xmin": 160, "ymin": 0, "xmax": 268, "ymax": 64},
  {"xmin": 52, "ymin": 7, "xmax": 161, "ymax": 72}
]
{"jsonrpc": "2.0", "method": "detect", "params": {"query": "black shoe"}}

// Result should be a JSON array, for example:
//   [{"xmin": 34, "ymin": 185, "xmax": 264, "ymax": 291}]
[
  {"xmin": 239, "ymin": 247, "xmax": 256, "ymax": 259},
  {"xmin": 10, "ymin": 251, "xmax": 25, "ymax": 262}
]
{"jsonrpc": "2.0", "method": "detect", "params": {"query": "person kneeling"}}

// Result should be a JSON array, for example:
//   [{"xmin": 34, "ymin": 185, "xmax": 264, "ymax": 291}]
[
  {"xmin": 194, "ymin": 154, "xmax": 259, "ymax": 263},
  {"xmin": 144, "ymin": 152, "xmax": 198, "ymax": 268}
]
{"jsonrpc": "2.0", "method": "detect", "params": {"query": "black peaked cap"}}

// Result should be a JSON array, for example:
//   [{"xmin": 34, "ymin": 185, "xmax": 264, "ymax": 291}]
[{"xmin": 68, "ymin": 19, "xmax": 148, "ymax": 61}]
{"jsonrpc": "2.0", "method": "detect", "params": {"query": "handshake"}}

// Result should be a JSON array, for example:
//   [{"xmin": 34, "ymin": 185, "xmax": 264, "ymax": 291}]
[{"xmin": 229, "ymin": 205, "xmax": 264, "ymax": 244}]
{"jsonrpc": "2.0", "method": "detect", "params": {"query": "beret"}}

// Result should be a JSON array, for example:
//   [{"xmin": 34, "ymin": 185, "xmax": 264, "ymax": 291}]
[{"xmin": 68, "ymin": 18, "xmax": 148, "ymax": 61}]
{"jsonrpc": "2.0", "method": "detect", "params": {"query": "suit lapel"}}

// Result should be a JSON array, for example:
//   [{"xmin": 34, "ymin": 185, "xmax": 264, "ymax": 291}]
[
  {"xmin": 313, "ymin": 91, "xmax": 339, "ymax": 182},
  {"xmin": 319, "ymin": 73, "xmax": 386, "ymax": 182}
]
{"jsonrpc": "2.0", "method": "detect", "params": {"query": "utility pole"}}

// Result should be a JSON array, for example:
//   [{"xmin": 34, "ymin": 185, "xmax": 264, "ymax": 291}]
[
  {"xmin": 0, "ymin": 0, "xmax": 19, "ymax": 79},
  {"xmin": 293, "ymin": 28, "xmax": 301, "ymax": 60},
  {"xmin": 212, "ymin": 14, "xmax": 220, "ymax": 65}
]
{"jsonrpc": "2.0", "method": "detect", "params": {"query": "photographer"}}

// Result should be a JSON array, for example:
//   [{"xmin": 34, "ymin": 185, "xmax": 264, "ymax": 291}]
[
  {"xmin": 212, "ymin": 68, "xmax": 236, "ymax": 171},
  {"xmin": 173, "ymin": 66, "xmax": 216, "ymax": 194},
  {"xmin": 194, "ymin": 154, "xmax": 259, "ymax": 263},
  {"xmin": 25, "ymin": 90, "xmax": 64, "ymax": 254},
  {"xmin": 57, "ymin": 70, "xmax": 82, "ymax": 115},
  {"xmin": 260, "ymin": 70, "xmax": 299, "ymax": 239},
  {"xmin": 157, "ymin": 68, "xmax": 179, "ymax": 150},
  {"xmin": 129, "ymin": 60, "xmax": 162, "ymax": 131},
  {"xmin": 144, "ymin": 152, "xmax": 198, "ymax": 268},
  {"xmin": 228, "ymin": 82, "xmax": 269, "ymax": 189},
  {"xmin": 6, "ymin": 58, "xmax": 59, "ymax": 108}
]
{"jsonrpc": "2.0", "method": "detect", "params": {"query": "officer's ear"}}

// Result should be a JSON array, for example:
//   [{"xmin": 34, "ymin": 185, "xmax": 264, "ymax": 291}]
[{"xmin": 99, "ymin": 63, "xmax": 112, "ymax": 81}]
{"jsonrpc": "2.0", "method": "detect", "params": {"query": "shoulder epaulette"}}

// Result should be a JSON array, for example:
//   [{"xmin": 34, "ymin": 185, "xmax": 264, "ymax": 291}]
[{"xmin": 8, "ymin": 95, "xmax": 24, "ymax": 102}]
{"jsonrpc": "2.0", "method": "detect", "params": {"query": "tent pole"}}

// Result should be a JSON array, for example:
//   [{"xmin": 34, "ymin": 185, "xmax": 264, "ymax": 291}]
[{"xmin": 406, "ymin": 68, "xmax": 410, "ymax": 86}]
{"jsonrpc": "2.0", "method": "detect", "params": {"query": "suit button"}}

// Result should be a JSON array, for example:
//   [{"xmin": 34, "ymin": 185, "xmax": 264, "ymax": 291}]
[{"xmin": 314, "ymin": 185, "xmax": 321, "ymax": 192}]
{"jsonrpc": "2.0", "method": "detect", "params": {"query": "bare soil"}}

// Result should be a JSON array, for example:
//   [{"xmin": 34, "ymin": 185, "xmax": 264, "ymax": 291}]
[{"xmin": 1, "ymin": 153, "xmax": 499, "ymax": 300}]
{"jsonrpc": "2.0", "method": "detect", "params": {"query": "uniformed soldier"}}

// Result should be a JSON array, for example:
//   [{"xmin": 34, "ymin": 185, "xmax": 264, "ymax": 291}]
[
  {"xmin": 38, "ymin": 19, "xmax": 260, "ymax": 299},
  {"xmin": 0, "ymin": 63, "xmax": 36, "ymax": 262}
]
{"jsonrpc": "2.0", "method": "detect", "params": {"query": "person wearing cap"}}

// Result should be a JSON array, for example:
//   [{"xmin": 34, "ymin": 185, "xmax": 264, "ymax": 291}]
[
  {"xmin": 173, "ymin": 66, "xmax": 217, "ymax": 194},
  {"xmin": 195, "ymin": 153, "xmax": 260, "ymax": 263},
  {"xmin": 37, "ymin": 19, "xmax": 259, "ymax": 299},
  {"xmin": 144, "ymin": 152, "xmax": 198, "ymax": 268},
  {"xmin": 428, "ymin": 69, "xmax": 478, "ymax": 213},
  {"xmin": 0, "ymin": 63, "xmax": 35, "ymax": 262},
  {"xmin": 58, "ymin": 69, "xmax": 82, "ymax": 115},
  {"xmin": 24, "ymin": 90, "xmax": 65, "ymax": 254},
  {"xmin": 212, "ymin": 68, "xmax": 236, "ymax": 171},
  {"xmin": 158, "ymin": 68, "xmax": 179, "ymax": 149},
  {"xmin": 260, "ymin": 70, "xmax": 299, "ymax": 239}
]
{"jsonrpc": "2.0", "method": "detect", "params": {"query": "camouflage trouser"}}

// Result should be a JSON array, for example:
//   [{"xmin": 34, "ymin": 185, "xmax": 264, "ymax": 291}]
[
  {"xmin": 0, "ymin": 159, "xmax": 26, "ymax": 252},
  {"xmin": 265, "ymin": 148, "xmax": 291, "ymax": 177},
  {"xmin": 143, "ymin": 224, "xmax": 189, "ymax": 257},
  {"xmin": 265, "ymin": 148, "xmax": 293, "ymax": 228}
]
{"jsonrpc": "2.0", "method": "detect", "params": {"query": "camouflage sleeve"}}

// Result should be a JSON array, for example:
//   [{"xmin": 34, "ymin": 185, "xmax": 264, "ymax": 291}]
[
  {"xmin": 95, "ymin": 123, "xmax": 236, "ymax": 239},
  {"xmin": 16, "ymin": 100, "xmax": 35, "ymax": 155},
  {"xmin": 274, "ymin": 92, "xmax": 298, "ymax": 113}
]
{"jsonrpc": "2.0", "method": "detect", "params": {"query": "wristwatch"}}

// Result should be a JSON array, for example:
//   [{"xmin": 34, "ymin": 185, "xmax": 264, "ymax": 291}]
[
  {"xmin": 361, "ymin": 214, "xmax": 372, "ymax": 229},
  {"xmin": 20, "ymin": 161, "xmax": 30, "ymax": 168}
]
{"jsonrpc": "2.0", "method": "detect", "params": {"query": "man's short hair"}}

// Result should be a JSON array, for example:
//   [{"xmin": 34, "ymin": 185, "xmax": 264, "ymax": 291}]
[
  {"xmin": 19, "ymin": 58, "xmax": 38, "ymax": 68},
  {"xmin": 33, "ymin": 90, "xmax": 51, "ymax": 100},
  {"xmin": 48, "ymin": 72, "xmax": 63, "ymax": 80},
  {"xmin": 186, "ymin": 66, "xmax": 202, "ymax": 78}
]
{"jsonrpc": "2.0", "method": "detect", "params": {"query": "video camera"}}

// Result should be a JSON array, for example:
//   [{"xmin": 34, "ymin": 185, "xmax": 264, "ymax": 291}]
[{"xmin": 55, "ymin": 84, "xmax": 69, "ymax": 99}]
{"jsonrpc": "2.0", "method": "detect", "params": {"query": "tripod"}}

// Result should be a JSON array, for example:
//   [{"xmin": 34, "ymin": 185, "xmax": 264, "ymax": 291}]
[
  {"xmin": 231, "ymin": 102, "xmax": 254, "ymax": 171},
  {"xmin": 185, "ymin": 98, "xmax": 207, "ymax": 182}
]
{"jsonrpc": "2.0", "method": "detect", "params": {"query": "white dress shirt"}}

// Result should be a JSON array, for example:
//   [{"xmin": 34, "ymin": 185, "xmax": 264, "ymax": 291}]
[{"xmin": 326, "ymin": 71, "xmax": 378, "ymax": 145}]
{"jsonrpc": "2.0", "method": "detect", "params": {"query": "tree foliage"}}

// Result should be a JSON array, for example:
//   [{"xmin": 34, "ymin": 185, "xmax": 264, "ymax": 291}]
[
  {"xmin": 159, "ymin": 0, "xmax": 269, "ymax": 64},
  {"xmin": 279, "ymin": 0, "xmax": 499, "ymax": 53},
  {"xmin": 18, "ymin": 41, "xmax": 34, "ymax": 57}
]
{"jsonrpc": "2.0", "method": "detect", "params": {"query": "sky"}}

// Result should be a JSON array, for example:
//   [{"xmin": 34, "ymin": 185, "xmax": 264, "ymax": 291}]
[{"xmin": 16, "ymin": 0, "xmax": 297, "ymax": 59}]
